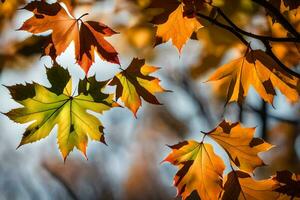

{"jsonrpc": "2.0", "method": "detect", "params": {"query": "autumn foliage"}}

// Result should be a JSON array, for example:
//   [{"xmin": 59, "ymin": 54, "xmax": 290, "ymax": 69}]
[{"xmin": 1, "ymin": 0, "xmax": 300, "ymax": 199}]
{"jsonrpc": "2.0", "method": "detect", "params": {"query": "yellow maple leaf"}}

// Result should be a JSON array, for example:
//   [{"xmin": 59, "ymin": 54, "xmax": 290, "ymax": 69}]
[
  {"xmin": 5, "ymin": 64, "xmax": 116, "ymax": 160},
  {"xmin": 156, "ymin": 4, "xmax": 203, "ymax": 52}
]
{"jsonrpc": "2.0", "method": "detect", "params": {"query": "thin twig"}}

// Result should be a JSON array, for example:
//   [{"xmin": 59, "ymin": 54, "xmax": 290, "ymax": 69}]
[
  {"xmin": 245, "ymin": 104, "xmax": 299, "ymax": 124},
  {"xmin": 216, "ymin": 7, "xmax": 300, "ymax": 43},
  {"xmin": 196, "ymin": 12, "xmax": 249, "ymax": 46},
  {"xmin": 215, "ymin": 7, "xmax": 300, "ymax": 78}
]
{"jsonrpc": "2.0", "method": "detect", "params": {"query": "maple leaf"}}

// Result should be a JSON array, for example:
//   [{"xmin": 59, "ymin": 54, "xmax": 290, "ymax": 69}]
[
  {"xmin": 206, "ymin": 120, "xmax": 273, "ymax": 173},
  {"xmin": 4, "ymin": 64, "xmax": 117, "ymax": 160},
  {"xmin": 164, "ymin": 141, "xmax": 225, "ymax": 200},
  {"xmin": 109, "ymin": 58, "xmax": 166, "ymax": 117},
  {"xmin": 208, "ymin": 49, "xmax": 300, "ymax": 105},
  {"xmin": 19, "ymin": 1, "xmax": 119, "ymax": 74},
  {"xmin": 222, "ymin": 170, "xmax": 280, "ymax": 200},
  {"xmin": 273, "ymin": 170, "xmax": 300, "ymax": 198},
  {"xmin": 148, "ymin": 0, "xmax": 204, "ymax": 52}
]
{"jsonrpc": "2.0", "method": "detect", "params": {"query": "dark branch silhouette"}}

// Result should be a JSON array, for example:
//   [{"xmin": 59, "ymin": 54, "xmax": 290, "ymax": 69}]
[
  {"xmin": 251, "ymin": 0, "xmax": 300, "ymax": 38},
  {"xmin": 196, "ymin": 7, "xmax": 300, "ymax": 79}
]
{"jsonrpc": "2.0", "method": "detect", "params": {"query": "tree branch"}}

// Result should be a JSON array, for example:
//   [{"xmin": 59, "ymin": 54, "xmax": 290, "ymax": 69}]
[
  {"xmin": 196, "ymin": 9, "xmax": 300, "ymax": 79},
  {"xmin": 216, "ymin": 7, "xmax": 300, "ymax": 78},
  {"xmin": 216, "ymin": 7, "xmax": 300, "ymax": 43},
  {"xmin": 262, "ymin": 40, "xmax": 300, "ymax": 78},
  {"xmin": 196, "ymin": 12, "xmax": 250, "ymax": 46},
  {"xmin": 245, "ymin": 104, "xmax": 299, "ymax": 125},
  {"xmin": 251, "ymin": 0, "xmax": 300, "ymax": 38}
]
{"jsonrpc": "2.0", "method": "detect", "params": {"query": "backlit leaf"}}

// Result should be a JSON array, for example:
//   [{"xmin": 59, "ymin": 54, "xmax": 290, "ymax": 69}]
[
  {"xmin": 109, "ymin": 58, "xmax": 166, "ymax": 116},
  {"xmin": 5, "ymin": 64, "xmax": 116, "ymax": 160},
  {"xmin": 19, "ymin": 1, "xmax": 119, "ymax": 73},
  {"xmin": 148, "ymin": 0, "xmax": 204, "ymax": 52},
  {"xmin": 208, "ymin": 49, "xmax": 300, "ymax": 105},
  {"xmin": 164, "ymin": 141, "xmax": 225, "ymax": 200},
  {"xmin": 222, "ymin": 170, "xmax": 280, "ymax": 200},
  {"xmin": 206, "ymin": 120, "xmax": 273, "ymax": 173}
]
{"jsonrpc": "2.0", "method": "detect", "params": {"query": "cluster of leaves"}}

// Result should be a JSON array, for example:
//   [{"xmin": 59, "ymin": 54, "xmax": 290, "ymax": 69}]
[
  {"xmin": 5, "ymin": 59, "xmax": 166, "ymax": 160},
  {"xmin": 1, "ymin": 0, "xmax": 300, "ymax": 199},
  {"xmin": 164, "ymin": 121, "xmax": 300, "ymax": 199},
  {"xmin": 141, "ymin": 0, "xmax": 300, "ymax": 199},
  {"xmin": 4, "ymin": 0, "xmax": 166, "ymax": 159}
]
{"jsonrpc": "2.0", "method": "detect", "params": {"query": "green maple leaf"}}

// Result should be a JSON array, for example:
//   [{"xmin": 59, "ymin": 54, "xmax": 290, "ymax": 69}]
[{"xmin": 5, "ymin": 64, "xmax": 117, "ymax": 160}]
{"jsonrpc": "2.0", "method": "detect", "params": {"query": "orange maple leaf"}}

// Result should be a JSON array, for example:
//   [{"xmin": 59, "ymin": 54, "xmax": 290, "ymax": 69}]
[
  {"xmin": 149, "ymin": 0, "xmax": 204, "ymax": 52},
  {"xmin": 164, "ymin": 141, "xmax": 225, "ymax": 200},
  {"xmin": 165, "ymin": 120, "xmax": 276, "ymax": 199},
  {"xmin": 19, "ymin": 1, "xmax": 119, "ymax": 73},
  {"xmin": 206, "ymin": 120, "xmax": 273, "ymax": 173},
  {"xmin": 222, "ymin": 170, "xmax": 280, "ymax": 200},
  {"xmin": 208, "ymin": 49, "xmax": 300, "ymax": 105}
]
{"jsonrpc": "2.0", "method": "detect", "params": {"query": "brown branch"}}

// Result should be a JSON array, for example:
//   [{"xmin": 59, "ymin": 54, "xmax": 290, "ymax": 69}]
[
  {"xmin": 196, "ymin": 12, "xmax": 249, "ymax": 46},
  {"xmin": 251, "ymin": 0, "xmax": 300, "ymax": 38},
  {"xmin": 262, "ymin": 40, "xmax": 300, "ymax": 78},
  {"xmin": 216, "ymin": 7, "xmax": 300, "ymax": 43},
  {"xmin": 215, "ymin": 7, "xmax": 300, "ymax": 78},
  {"xmin": 196, "ymin": 10, "xmax": 300, "ymax": 79},
  {"xmin": 245, "ymin": 104, "xmax": 299, "ymax": 125}
]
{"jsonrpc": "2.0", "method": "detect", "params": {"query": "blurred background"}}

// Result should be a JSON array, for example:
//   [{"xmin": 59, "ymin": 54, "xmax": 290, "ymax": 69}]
[{"xmin": 0, "ymin": 0, "xmax": 299, "ymax": 199}]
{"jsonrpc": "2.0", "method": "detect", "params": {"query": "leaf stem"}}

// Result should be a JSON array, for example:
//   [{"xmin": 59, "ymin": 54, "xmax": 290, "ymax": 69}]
[
  {"xmin": 201, "ymin": 131, "xmax": 207, "ymax": 143},
  {"xmin": 77, "ymin": 13, "xmax": 89, "ymax": 21}
]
